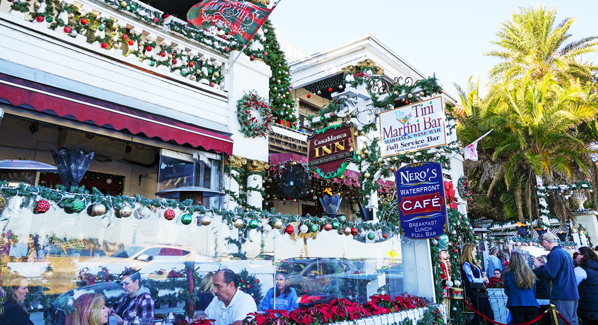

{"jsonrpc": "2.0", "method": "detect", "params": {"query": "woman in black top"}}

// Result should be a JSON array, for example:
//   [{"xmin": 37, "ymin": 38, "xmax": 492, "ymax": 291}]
[
  {"xmin": 195, "ymin": 272, "xmax": 215, "ymax": 311},
  {"xmin": 0, "ymin": 275, "xmax": 34, "ymax": 325}
]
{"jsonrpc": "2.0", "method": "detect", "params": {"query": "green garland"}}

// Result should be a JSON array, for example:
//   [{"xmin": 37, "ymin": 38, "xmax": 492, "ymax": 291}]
[
  {"xmin": 457, "ymin": 176, "xmax": 473, "ymax": 201},
  {"xmin": 236, "ymin": 91, "xmax": 274, "ymax": 138}
]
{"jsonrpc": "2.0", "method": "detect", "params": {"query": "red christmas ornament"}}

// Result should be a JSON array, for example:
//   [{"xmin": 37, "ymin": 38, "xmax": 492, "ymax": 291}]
[
  {"xmin": 152, "ymin": 17, "xmax": 159, "ymax": 23},
  {"xmin": 264, "ymin": 51, "xmax": 268, "ymax": 56},
  {"xmin": 285, "ymin": 225, "xmax": 294, "ymax": 235},
  {"xmin": 453, "ymin": 248, "xmax": 458, "ymax": 253},
  {"xmin": 172, "ymin": 59, "xmax": 177, "ymax": 65},
  {"xmin": 246, "ymin": 284, "xmax": 251, "ymax": 289},
  {"xmin": 163, "ymin": 14, "xmax": 170, "ymax": 18},
  {"xmin": 36, "ymin": 16, "xmax": 45, "ymax": 23},
  {"xmin": 351, "ymin": 227, "xmax": 358, "ymax": 236},
  {"xmin": 122, "ymin": 34, "xmax": 129, "ymax": 40},
  {"xmin": 209, "ymin": 82, "xmax": 214, "ymax": 87},
  {"xmin": 405, "ymin": 101, "xmax": 409, "ymax": 104},
  {"xmin": 324, "ymin": 223, "xmax": 332, "ymax": 231},
  {"xmin": 255, "ymin": 279, "xmax": 260, "ymax": 284},
  {"xmin": 160, "ymin": 51, "xmax": 167, "ymax": 57},
  {"xmin": 164, "ymin": 209, "xmax": 176, "ymax": 220},
  {"xmin": 189, "ymin": 61, "xmax": 195, "ymax": 67},
  {"xmin": 63, "ymin": 26, "xmax": 71, "ymax": 33},
  {"xmin": 101, "ymin": 42, "xmax": 108, "ymax": 49},
  {"xmin": 80, "ymin": 18, "xmax": 88, "ymax": 25},
  {"xmin": 146, "ymin": 46, "xmax": 153, "ymax": 52},
  {"xmin": 328, "ymin": 87, "xmax": 333, "ymax": 92},
  {"xmin": 35, "ymin": 200, "xmax": 50, "ymax": 213},
  {"xmin": 128, "ymin": 40, "xmax": 134, "ymax": 46},
  {"xmin": 224, "ymin": 47, "xmax": 229, "ymax": 52},
  {"xmin": 307, "ymin": 94, "xmax": 311, "ymax": 98},
  {"xmin": 250, "ymin": 55, "xmax": 255, "ymax": 60}
]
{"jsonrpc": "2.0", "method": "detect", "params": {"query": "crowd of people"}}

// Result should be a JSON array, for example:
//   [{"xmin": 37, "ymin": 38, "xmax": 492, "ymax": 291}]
[
  {"xmin": 0, "ymin": 268, "xmax": 298, "ymax": 325},
  {"xmin": 462, "ymin": 232, "xmax": 598, "ymax": 325}
]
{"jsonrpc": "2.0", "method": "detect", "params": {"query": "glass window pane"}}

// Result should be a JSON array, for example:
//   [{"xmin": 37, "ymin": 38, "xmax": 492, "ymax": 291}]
[{"xmin": 157, "ymin": 156, "xmax": 194, "ymax": 191}]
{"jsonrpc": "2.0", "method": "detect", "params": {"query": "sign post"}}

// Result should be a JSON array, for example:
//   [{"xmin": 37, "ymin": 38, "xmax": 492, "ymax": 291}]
[
  {"xmin": 379, "ymin": 96, "xmax": 447, "ymax": 157},
  {"xmin": 396, "ymin": 162, "xmax": 448, "ymax": 239}
]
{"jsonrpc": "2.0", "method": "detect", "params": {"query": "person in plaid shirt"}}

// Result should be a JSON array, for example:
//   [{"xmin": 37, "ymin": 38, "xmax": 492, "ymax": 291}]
[{"xmin": 111, "ymin": 269, "xmax": 155, "ymax": 325}]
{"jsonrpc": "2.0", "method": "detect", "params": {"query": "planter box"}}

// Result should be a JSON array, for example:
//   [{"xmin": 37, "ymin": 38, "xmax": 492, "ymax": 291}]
[
  {"xmin": 327, "ymin": 307, "xmax": 432, "ymax": 325},
  {"xmin": 487, "ymin": 288, "xmax": 509, "ymax": 324}
]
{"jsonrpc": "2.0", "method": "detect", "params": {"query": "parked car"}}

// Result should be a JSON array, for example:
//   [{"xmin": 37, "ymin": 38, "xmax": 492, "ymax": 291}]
[
  {"xmin": 76, "ymin": 243, "xmax": 209, "ymax": 275},
  {"xmin": 280, "ymin": 258, "xmax": 356, "ymax": 296}
]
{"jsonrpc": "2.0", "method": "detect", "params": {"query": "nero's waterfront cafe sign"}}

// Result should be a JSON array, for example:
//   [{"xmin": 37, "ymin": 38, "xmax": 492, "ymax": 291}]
[
  {"xmin": 396, "ymin": 162, "xmax": 448, "ymax": 239},
  {"xmin": 379, "ymin": 96, "xmax": 447, "ymax": 157},
  {"xmin": 307, "ymin": 123, "xmax": 356, "ymax": 179}
]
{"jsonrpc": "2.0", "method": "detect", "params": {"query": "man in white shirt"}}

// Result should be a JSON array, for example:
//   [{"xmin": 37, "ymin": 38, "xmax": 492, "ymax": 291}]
[{"xmin": 205, "ymin": 269, "xmax": 257, "ymax": 325}]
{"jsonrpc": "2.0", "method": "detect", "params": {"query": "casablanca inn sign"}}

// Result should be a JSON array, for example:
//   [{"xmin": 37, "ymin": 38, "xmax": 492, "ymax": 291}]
[{"xmin": 307, "ymin": 123, "xmax": 356, "ymax": 178}]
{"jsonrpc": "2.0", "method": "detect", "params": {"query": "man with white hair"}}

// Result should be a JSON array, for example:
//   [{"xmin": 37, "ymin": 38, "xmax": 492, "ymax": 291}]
[
  {"xmin": 487, "ymin": 247, "xmax": 501, "ymax": 276},
  {"xmin": 534, "ymin": 232, "xmax": 579, "ymax": 325}
]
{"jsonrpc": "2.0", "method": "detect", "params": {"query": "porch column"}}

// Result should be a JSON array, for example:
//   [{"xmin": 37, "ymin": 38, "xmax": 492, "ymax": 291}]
[
  {"xmin": 225, "ymin": 156, "xmax": 246, "ymax": 211},
  {"xmin": 246, "ymin": 160, "xmax": 268, "ymax": 209}
]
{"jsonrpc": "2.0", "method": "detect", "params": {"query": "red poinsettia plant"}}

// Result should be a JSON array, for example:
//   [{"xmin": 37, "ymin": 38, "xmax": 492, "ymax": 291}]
[
  {"xmin": 243, "ymin": 294, "xmax": 428, "ymax": 325},
  {"xmin": 488, "ymin": 277, "xmax": 504, "ymax": 288}
]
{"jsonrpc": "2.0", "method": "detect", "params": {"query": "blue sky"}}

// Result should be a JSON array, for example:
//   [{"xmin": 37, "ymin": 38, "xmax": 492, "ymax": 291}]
[{"xmin": 270, "ymin": 0, "xmax": 598, "ymax": 100}]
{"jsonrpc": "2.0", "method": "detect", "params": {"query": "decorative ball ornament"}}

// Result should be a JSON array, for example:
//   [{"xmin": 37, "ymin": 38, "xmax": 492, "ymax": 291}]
[
  {"xmin": 432, "ymin": 239, "xmax": 438, "ymax": 245},
  {"xmin": 453, "ymin": 248, "xmax": 458, "ymax": 253},
  {"xmin": 309, "ymin": 224, "xmax": 319, "ymax": 233},
  {"xmin": 273, "ymin": 219, "xmax": 283, "ymax": 229},
  {"xmin": 180, "ymin": 214, "xmax": 193, "ymax": 225},
  {"xmin": 200, "ymin": 215, "xmax": 212, "ymax": 226},
  {"xmin": 35, "ymin": 200, "xmax": 50, "ymax": 214},
  {"xmin": 263, "ymin": 224, "xmax": 272, "ymax": 233},
  {"xmin": 120, "ymin": 1, "xmax": 127, "ymax": 7},
  {"xmin": 324, "ymin": 223, "xmax": 332, "ymax": 231},
  {"xmin": 80, "ymin": 18, "xmax": 88, "ymax": 25},
  {"xmin": 351, "ymin": 227, "xmax": 358, "ymax": 236},
  {"xmin": 367, "ymin": 232, "xmax": 376, "ymax": 240},
  {"xmin": 234, "ymin": 219, "xmax": 243, "ymax": 228},
  {"xmin": 364, "ymin": 172, "xmax": 370, "ymax": 179},
  {"xmin": 136, "ymin": 207, "xmax": 151, "ymax": 219},
  {"xmin": 63, "ymin": 26, "xmax": 71, "ymax": 33},
  {"xmin": 92, "ymin": 204, "xmax": 106, "ymax": 216},
  {"xmin": 300, "ymin": 224, "xmax": 308, "ymax": 233},
  {"xmin": 34, "ymin": 1, "xmax": 41, "ymax": 8},
  {"xmin": 451, "ymin": 230, "xmax": 457, "ymax": 235},
  {"xmin": 36, "ymin": 15, "xmax": 45, "ymax": 22},
  {"xmin": 344, "ymin": 227, "xmax": 352, "ymax": 235},
  {"xmin": 101, "ymin": 42, "xmax": 108, "ymax": 49},
  {"xmin": 119, "ymin": 206, "xmax": 133, "ymax": 218},
  {"xmin": 249, "ymin": 219, "xmax": 259, "ymax": 229},
  {"xmin": 382, "ymin": 233, "xmax": 388, "ymax": 239},
  {"xmin": 164, "ymin": 209, "xmax": 176, "ymax": 220},
  {"xmin": 71, "ymin": 200, "xmax": 85, "ymax": 213},
  {"xmin": 285, "ymin": 224, "xmax": 294, "ymax": 235},
  {"xmin": 331, "ymin": 222, "xmax": 340, "ymax": 230}
]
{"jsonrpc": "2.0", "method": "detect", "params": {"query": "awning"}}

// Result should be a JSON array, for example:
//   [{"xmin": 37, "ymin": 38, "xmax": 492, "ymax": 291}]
[{"xmin": 0, "ymin": 73, "xmax": 233, "ymax": 155}]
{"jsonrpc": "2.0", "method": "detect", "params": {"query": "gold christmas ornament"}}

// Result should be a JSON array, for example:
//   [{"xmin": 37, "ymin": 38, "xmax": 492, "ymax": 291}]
[
  {"xmin": 34, "ymin": 2, "xmax": 41, "ymax": 8},
  {"xmin": 92, "ymin": 204, "xmax": 106, "ymax": 216},
  {"xmin": 273, "ymin": 219, "xmax": 283, "ymax": 229},
  {"xmin": 364, "ymin": 172, "xmax": 370, "ymax": 179},
  {"xmin": 200, "ymin": 215, "xmax": 212, "ymax": 226},
  {"xmin": 234, "ymin": 219, "xmax": 243, "ymax": 228},
  {"xmin": 119, "ymin": 206, "xmax": 133, "ymax": 218}
]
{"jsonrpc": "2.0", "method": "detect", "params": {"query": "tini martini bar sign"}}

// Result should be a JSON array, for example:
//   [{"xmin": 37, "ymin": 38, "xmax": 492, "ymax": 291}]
[{"xmin": 379, "ymin": 96, "xmax": 447, "ymax": 157}]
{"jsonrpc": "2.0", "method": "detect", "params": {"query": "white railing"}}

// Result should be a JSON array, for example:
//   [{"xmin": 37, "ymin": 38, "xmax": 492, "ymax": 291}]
[{"xmin": 0, "ymin": 0, "xmax": 232, "ymax": 93}]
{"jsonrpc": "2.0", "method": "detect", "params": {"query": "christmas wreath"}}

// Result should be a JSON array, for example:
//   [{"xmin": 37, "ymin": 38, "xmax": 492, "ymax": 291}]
[
  {"xmin": 457, "ymin": 176, "xmax": 473, "ymax": 201},
  {"xmin": 236, "ymin": 91, "xmax": 273, "ymax": 138}
]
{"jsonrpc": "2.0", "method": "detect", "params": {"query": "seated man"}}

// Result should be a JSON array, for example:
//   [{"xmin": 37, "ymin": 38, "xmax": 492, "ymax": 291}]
[
  {"xmin": 112, "ymin": 269, "xmax": 155, "ymax": 325},
  {"xmin": 205, "ymin": 269, "xmax": 257, "ymax": 325}
]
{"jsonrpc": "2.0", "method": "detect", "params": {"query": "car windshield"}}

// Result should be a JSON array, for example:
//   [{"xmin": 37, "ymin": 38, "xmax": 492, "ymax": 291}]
[{"xmin": 111, "ymin": 246, "xmax": 144, "ymax": 258}]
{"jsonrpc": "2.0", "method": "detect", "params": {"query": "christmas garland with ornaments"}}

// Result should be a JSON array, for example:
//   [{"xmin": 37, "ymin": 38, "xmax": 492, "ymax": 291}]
[
  {"xmin": 457, "ymin": 176, "xmax": 473, "ymax": 201},
  {"xmin": 236, "ymin": 91, "xmax": 274, "ymax": 138},
  {"xmin": 0, "ymin": 182, "xmax": 402, "ymax": 238}
]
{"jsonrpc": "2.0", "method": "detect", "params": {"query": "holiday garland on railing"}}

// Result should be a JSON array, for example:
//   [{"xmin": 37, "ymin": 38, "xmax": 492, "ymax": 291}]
[
  {"xmin": 236, "ymin": 91, "xmax": 274, "ymax": 138},
  {"xmin": 0, "ymin": 181, "xmax": 402, "ymax": 236}
]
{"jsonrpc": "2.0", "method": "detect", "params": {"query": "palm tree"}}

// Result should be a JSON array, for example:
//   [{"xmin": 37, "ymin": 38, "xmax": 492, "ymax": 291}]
[
  {"xmin": 486, "ymin": 5, "xmax": 598, "ymax": 86},
  {"xmin": 484, "ymin": 75, "xmax": 596, "ymax": 222}
]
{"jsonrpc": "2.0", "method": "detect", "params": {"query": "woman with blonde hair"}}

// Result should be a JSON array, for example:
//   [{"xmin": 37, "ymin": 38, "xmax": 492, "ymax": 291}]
[
  {"xmin": 65, "ymin": 293, "xmax": 109, "ymax": 325},
  {"xmin": 0, "ymin": 275, "xmax": 33, "ymax": 325},
  {"xmin": 460, "ymin": 243, "xmax": 494, "ymax": 325},
  {"xmin": 195, "ymin": 272, "xmax": 215, "ymax": 311},
  {"xmin": 504, "ymin": 252, "xmax": 539, "ymax": 325}
]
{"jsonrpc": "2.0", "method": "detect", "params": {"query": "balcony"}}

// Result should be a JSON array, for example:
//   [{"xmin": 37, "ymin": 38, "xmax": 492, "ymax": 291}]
[{"xmin": 0, "ymin": 0, "xmax": 231, "ymax": 93}]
